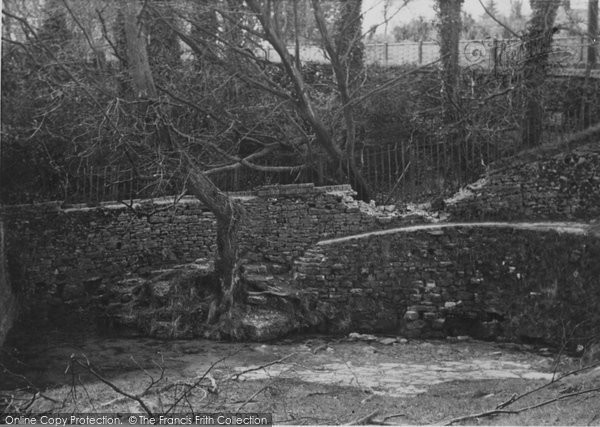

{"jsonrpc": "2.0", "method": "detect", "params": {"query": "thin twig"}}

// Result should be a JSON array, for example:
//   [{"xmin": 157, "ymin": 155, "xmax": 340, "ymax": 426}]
[
  {"xmin": 69, "ymin": 354, "xmax": 155, "ymax": 416},
  {"xmin": 444, "ymin": 384, "xmax": 600, "ymax": 425},
  {"xmin": 380, "ymin": 413, "xmax": 407, "ymax": 423},
  {"xmin": 384, "ymin": 161, "xmax": 411, "ymax": 204},
  {"xmin": 235, "ymin": 385, "xmax": 271, "ymax": 412},
  {"xmin": 0, "ymin": 362, "xmax": 63, "ymax": 405},
  {"xmin": 443, "ymin": 408, "xmax": 519, "ymax": 425},
  {"xmin": 164, "ymin": 354, "xmax": 233, "ymax": 415},
  {"xmin": 231, "ymin": 353, "xmax": 296, "ymax": 381},
  {"xmin": 497, "ymin": 360, "xmax": 600, "ymax": 409},
  {"xmin": 344, "ymin": 409, "xmax": 380, "ymax": 426}
]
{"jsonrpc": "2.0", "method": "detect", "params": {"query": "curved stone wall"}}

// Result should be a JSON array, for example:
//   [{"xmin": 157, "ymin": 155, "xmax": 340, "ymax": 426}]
[
  {"xmin": 447, "ymin": 141, "xmax": 600, "ymax": 221},
  {"xmin": 293, "ymin": 223, "xmax": 600, "ymax": 347}
]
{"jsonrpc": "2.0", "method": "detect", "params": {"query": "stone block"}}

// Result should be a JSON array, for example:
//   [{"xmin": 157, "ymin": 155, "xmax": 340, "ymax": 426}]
[
  {"xmin": 403, "ymin": 310, "xmax": 419, "ymax": 321},
  {"xmin": 432, "ymin": 318, "xmax": 446, "ymax": 329},
  {"xmin": 404, "ymin": 319, "xmax": 427, "ymax": 330}
]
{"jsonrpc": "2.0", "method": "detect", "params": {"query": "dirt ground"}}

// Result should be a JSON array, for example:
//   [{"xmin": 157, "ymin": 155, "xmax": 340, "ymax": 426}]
[{"xmin": 1, "ymin": 332, "xmax": 599, "ymax": 425}]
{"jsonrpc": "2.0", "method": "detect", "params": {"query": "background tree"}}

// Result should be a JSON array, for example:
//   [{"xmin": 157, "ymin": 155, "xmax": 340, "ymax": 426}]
[
  {"xmin": 509, "ymin": 0, "xmax": 527, "ymax": 35},
  {"xmin": 436, "ymin": 0, "xmax": 463, "ymax": 126},
  {"xmin": 588, "ymin": 0, "xmax": 598, "ymax": 66},
  {"xmin": 521, "ymin": 0, "xmax": 560, "ymax": 147},
  {"xmin": 145, "ymin": 0, "xmax": 182, "ymax": 83},
  {"xmin": 393, "ymin": 16, "xmax": 435, "ymax": 41},
  {"xmin": 38, "ymin": 0, "xmax": 72, "ymax": 49},
  {"xmin": 334, "ymin": 0, "xmax": 364, "ymax": 83}
]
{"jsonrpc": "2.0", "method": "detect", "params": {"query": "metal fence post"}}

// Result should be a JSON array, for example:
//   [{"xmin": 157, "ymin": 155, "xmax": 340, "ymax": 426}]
[{"xmin": 385, "ymin": 43, "xmax": 389, "ymax": 65}]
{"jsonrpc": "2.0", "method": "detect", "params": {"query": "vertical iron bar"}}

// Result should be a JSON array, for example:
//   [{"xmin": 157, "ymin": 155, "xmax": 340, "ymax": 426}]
[
  {"xmin": 375, "ymin": 150, "xmax": 379, "ymax": 192},
  {"xmin": 129, "ymin": 169, "xmax": 133, "ymax": 201},
  {"xmin": 401, "ymin": 140, "xmax": 406, "ymax": 200},
  {"xmin": 387, "ymin": 146, "xmax": 392, "ymax": 191}
]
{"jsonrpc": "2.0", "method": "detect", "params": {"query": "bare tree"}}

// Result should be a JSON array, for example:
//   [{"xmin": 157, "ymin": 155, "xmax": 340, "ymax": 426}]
[
  {"xmin": 160, "ymin": 0, "xmax": 373, "ymax": 200},
  {"xmin": 1, "ymin": 0, "xmax": 391, "ymax": 328},
  {"xmin": 119, "ymin": 1, "xmax": 246, "ymax": 324}
]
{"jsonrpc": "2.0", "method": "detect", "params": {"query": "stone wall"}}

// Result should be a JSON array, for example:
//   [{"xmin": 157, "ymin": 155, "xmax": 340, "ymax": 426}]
[
  {"xmin": 293, "ymin": 223, "xmax": 600, "ymax": 347},
  {"xmin": 4, "ymin": 133, "xmax": 600, "ymax": 345},
  {"xmin": 447, "ymin": 141, "xmax": 600, "ymax": 221},
  {"xmin": 0, "ymin": 218, "xmax": 16, "ymax": 347},
  {"xmin": 1, "ymin": 184, "xmax": 423, "ymax": 327}
]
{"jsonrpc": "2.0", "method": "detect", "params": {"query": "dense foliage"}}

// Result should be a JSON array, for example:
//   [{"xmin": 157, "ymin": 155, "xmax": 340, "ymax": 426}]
[{"xmin": 1, "ymin": 0, "xmax": 598, "ymax": 205}]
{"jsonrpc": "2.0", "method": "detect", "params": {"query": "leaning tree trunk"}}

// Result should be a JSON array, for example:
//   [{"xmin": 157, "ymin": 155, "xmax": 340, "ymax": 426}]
[
  {"xmin": 521, "ymin": 0, "xmax": 560, "ymax": 148},
  {"xmin": 247, "ymin": 0, "xmax": 373, "ymax": 201},
  {"xmin": 121, "ymin": 0, "xmax": 244, "ymax": 321},
  {"xmin": 186, "ymin": 165, "xmax": 245, "ymax": 323}
]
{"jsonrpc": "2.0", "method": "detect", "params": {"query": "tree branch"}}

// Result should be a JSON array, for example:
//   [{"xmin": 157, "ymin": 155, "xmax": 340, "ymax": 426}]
[{"xmin": 69, "ymin": 354, "xmax": 156, "ymax": 416}]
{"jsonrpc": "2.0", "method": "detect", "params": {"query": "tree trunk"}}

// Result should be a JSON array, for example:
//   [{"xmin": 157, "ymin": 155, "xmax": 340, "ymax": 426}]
[
  {"xmin": 186, "ymin": 163, "xmax": 244, "ymax": 323},
  {"xmin": 580, "ymin": 0, "xmax": 598, "ymax": 129},
  {"xmin": 144, "ymin": 0, "xmax": 181, "ymax": 82},
  {"xmin": 122, "ymin": 1, "xmax": 157, "ymax": 100},
  {"xmin": 335, "ymin": 0, "xmax": 364, "ymax": 89},
  {"xmin": 521, "ymin": 0, "xmax": 560, "ymax": 147},
  {"xmin": 311, "ymin": 0, "xmax": 371, "ymax": 200},
  {"xmin": 437, "ymin": 0, "xmax": 462, "ymax": 125},
  {"xmin": 588, "ymin": 0, "xmax": 598, "ymax": 67},
  {"xmin": 437, "ymin": 0, "xmax": 463, "ymax": 179},
  {"xmin": 121, "ymin": 0, "xmax": 244, "ymax": 321},
  {"xmin": 190, "ymin": 0, "xmax": 220, "ymax": 69}
]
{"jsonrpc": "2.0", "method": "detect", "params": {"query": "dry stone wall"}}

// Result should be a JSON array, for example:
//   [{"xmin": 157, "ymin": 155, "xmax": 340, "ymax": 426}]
[
  {"xmin": 1, "ymin": 184, "xmax": 422, "ymax": 328},
  {"xmin": 294, "ymin": 224, "xmax": 600, "ymax": 347},
  {"xmin": 447, "ymin": 141, "xmax": 600, "ymax": 221}
]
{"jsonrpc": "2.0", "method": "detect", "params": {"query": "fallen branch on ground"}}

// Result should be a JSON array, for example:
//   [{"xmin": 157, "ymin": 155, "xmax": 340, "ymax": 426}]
[
  {"xmin": 230, "ymin": 353, "xmax": 296, "ymax": 381},
  {"xmin": 380, "ymin": 413, "xmax": 408, "ymax": 423},
  {"xmin": 69, "ymin": 352, "xmax": 229, "ymax": 415},
  {"xmin": 443, "ymin": 385, "xmax": 600, "ymax": 425},
  {"xmin": 235, "ymin": 384, "xmax": 272, "ymax": 412},
  {"xmin": 497, "ymin": 360, "xmax": 600, "ymax": 409},
  {"xmin": 0, "ymin": 362, "xmax": 66, "ymax": 414},
  {"xmin": 98, "ymin": 377, "xmax": 214, "ymax": 409},
  {"xmin": 69, "ymin": 354, "xmax": 156, "ymax": 416},
  {"xmin": 344, "ymin": 409, "xmax": 380, "ymax": 425}
]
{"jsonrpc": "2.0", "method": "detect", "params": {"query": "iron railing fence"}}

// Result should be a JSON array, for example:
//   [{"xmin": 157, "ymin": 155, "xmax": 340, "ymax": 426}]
[
  {"xmin": 264, "ymin": 37, "xmax": 600, "ymax": 77},
  {"xmin": 51, "ymin": 122, "xmax": 581, "ymax": 206}
]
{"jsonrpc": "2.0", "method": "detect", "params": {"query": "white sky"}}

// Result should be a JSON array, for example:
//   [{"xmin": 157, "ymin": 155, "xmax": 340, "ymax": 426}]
[{"xmin": 363, "ymin": 0, "xmax": 591, "ymax": 32}]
